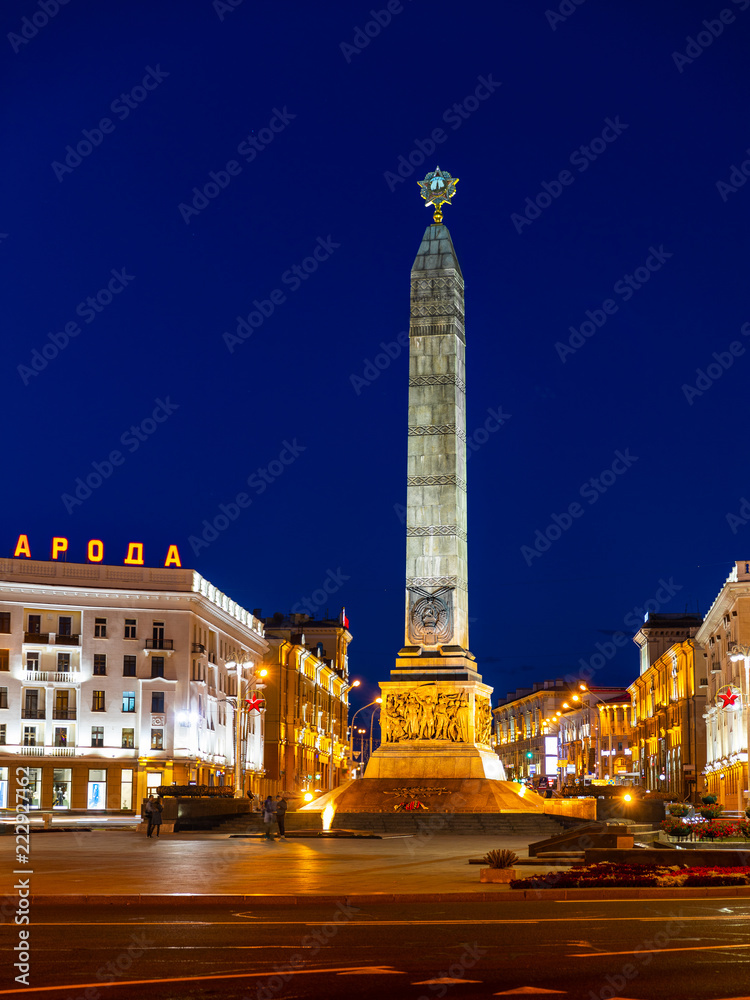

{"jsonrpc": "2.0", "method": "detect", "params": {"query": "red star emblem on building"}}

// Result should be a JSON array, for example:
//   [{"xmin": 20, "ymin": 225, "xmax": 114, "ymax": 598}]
[
  {"xmin": 718, "ymin": 688, "xmax": 740, "ymax": 709},
  {"xmin": 245, "ymin": 694, "xmax": 265, "ymax": 712}
]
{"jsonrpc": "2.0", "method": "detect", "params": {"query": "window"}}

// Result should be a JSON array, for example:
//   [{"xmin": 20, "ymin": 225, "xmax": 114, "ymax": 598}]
[
  {"xmin": 0, "ymin": 612, "xmax": 9, "ymax": 633},
  {"xmin": 93, "ymin": 654, "xmax": 107, "ymax": 676},
  {"xmin": 0, "ymin": 688, "xmax": 6, "ymax": 709},
  {"xmin": 151, "ymin": 692, "xmax": 164, "ymax": 713},
  {"xmin": 121, "ymin": 728, "xmax": 134, "ymax": 749},
  {"xmin": 94, "ymin": 617, "xmax": 107, "ymax": 638},
  {"xmin": 25, "ymin": 651, "xmax": 39, "ymax": 671},
  {"xmin": 23, "ymin": 727, "xmax": 36, "ymax": 747},
  {"xmin": 121, "ymin": 768, "xmax": 134, "ymax": 810},
  {"xmin": 123, "ymin": 655, "xmax": 136, "ymax": 677},
  {"xmin": 57, "ymin": 652, "xmax": 70, "ymax": 673},
  {"xmin": 58, "ymin": 616, "xmax": 72, "ymax": 636},
  {"xmin": 152, "ymin": 621, "xmax": 165, "ymax": 647},
  {"xmin": 0, "ymin": 724, "xmax": 5, "ymax": 745},
  {"xmin": 92, "ymin": 690, "xmax": 105, "ymax": 711},
  {"xmin": 91, "ymin": 726, "xmax": 104, "ymax": 748},
  {"xmin": 151, "ymin": 656, "xmax": 165, "ymax": 679},
  {"xmin": 0, "ymin": 650, "xmax": 8, "ymax": 672},
  {"xmin": 27, "ymin": 615, "xmax": 41, "ymax": 634},
  {"xmin": 124, "ymin": 619, "xmax": 137, "ymax": 639},
  {"xmin": 54, "ymin": 728, "xmax": 67, "ymax": 747},
  {"xmin": 87, "ymin": 769, "xmax": 106, "ymax": 810},
  {"xmin": 53, "ymin": 768, "xmax": 71, "ymax": 809},
  {"xmin": 150, "ymin": 729, "xmax": 163, "ymax": 750},
  {"xmin": 122, "ymin": 691, "xmax": 135, "ymax": 713}
]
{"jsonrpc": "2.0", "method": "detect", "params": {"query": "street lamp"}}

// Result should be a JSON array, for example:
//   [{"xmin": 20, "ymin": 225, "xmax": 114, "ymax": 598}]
[
  {"xmin": 226, "ymin": 660, "xmax": 267, "ymax": 799},
  {"xmin": 348, "ymin": 698, "xmax": 382, "ymax": 778},
  {"xmin": 729, "ymin": 643, "xmax": 750, "ymax": 811}
]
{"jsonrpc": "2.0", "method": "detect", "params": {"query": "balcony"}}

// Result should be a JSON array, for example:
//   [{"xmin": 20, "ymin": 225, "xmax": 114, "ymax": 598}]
[
  {"xmin": 18, "ymin": 746, "xmax": 44, "ymax": 756},
  {"xmin": 145, "ymin": 639, "xmax": 173, "ymax": 650},
  {"xmin": 21, "ymin": 708, "xmax": 45, "ymax": 719},
  {"xmin": 54, "ymin": 634, "xmax": 79, "ymax": 646},
  {"xmin": 24, "ymin": 632, "xmax": 49, "ymax": 644},
  {"xmin": 23, "ymin": 671, "xmax": 49, "ymax": 682},
  {"xmin": 192, "ymin": 642, "xmax": 206, "ymax": 654},
  {"xmin": 52, "ymin": 708, "xmax": 77, "ymax": 720},
  {"xmin": 53, "ymin": 671, "xmax": 80, "ymax": 684}
]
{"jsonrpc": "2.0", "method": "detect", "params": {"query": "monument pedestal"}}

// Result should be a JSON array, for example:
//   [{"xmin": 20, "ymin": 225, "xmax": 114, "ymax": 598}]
[{"xmin": 365, "ymin": 677, "xmax": 501, "ymax": 780}]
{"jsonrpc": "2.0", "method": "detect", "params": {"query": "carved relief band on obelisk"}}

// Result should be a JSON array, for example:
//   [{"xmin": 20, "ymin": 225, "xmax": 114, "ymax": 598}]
[{"xmin": 396, "ymin": 167, "xmax": 477, "ymax": 681}]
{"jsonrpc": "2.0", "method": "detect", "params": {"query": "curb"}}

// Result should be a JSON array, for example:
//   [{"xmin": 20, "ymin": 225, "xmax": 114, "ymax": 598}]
[{"xmin": 27, "ymin": 885, "xmax": 750, "ymax": 906}]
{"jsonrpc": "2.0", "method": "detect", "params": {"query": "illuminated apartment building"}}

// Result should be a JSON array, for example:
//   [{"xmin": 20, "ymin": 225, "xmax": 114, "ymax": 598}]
[
  {"xmin": 0, "ymin": 558, "xmax": 266, "ymax": 812},
  {"xmin": 260, "ymin": 610, "xmax": 354, "ymax": 796}
]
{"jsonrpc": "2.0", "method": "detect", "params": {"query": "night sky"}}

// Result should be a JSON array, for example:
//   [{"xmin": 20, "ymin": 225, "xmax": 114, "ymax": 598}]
[{"xmin": 5, "ymin": 0, "xmax": 750, "ymax": 713}]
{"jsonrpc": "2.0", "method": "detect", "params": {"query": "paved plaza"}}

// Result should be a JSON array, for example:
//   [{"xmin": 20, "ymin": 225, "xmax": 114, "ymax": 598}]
[{"xmin": 2, "ymin": 828, "xmax": 555, "ymax": 900}]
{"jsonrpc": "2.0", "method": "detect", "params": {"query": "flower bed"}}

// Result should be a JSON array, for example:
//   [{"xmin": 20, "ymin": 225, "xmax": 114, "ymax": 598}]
[{"xmin": 510, "ymin": 862, "xmax": 750, "ymax": 890}]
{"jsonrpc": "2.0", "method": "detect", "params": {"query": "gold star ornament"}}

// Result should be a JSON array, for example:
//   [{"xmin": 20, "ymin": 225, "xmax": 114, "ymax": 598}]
[{"xmin": 418, "ymin": 166, "xmax": 459, "ymax": 224}]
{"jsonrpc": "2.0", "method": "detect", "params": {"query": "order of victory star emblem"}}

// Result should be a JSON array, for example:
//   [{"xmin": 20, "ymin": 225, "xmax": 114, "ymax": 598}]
[
  {"xmin": 717, "ymin": 685, "xmax": 742, "ymax": 710},
  {"xmin": 418, "ymin": 166, "xmax": 459, "ymax": 223}
]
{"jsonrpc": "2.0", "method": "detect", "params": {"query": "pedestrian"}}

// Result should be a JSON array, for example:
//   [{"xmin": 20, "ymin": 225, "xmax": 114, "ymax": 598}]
[
  {"xmin": 275, "ymin": 794, "xmax": 288, "ymax": 839},
  {"xmin": 262, "ymin": 795, "xmax": 276, "ymax": 840},
  {"xmin": 144, "ymin": 794, "xmax": 155, "ymax": 837},
  {"xmin": 151, "ymin": 796, "xmax": 164, "ymax": 838}
]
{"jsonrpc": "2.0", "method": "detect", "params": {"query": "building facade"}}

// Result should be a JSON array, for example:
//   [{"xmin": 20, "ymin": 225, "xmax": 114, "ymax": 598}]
[
  {"xmin": 260, "ymin": 610, "xmax": 353, "ymax": 797},
  {"xmin": 596, "ymin": 696, "xmax": 636, "ymax": 783},
  {"xmin": 493, "ymin": 680, "xmax": 571, "ymax": 783},
  {"xmin": 557, "ymin": 687, "xmax": 629, "ymax": 787},
  {"xmin": 629, "ymin": 618, "xmax": 706, "ymax": 801},
  {"xmin": 696, "ymin": 561, "xmax": 750, "ymax": 811},
  {"xmin": 0, "ymin": 559, "xmax": 267, "ymax": 812}
]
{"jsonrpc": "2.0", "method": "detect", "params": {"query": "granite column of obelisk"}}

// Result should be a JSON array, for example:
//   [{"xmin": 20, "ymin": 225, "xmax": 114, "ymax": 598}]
[{"xmin": 365, "ymin": 167, "xmax": 502, "ymax": 781}]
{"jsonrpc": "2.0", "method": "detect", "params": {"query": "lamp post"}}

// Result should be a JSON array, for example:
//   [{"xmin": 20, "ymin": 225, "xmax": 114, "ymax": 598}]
[
  {"xmin": 348, "ymin": 698, "xmax": 382, "ymax": 778},
  {"xmin": 369, "ymin": 704, "xmax": 381, "ymax": 763},
  {"xmin": 226, "ymin": 661, "xmax": 267, "ymax": 799},
  {"xmin": 729, "ymin": 642, "xmax": 750, "ymax": 811}
]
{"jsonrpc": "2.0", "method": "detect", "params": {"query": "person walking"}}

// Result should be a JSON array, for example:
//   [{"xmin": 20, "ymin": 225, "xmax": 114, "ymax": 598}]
[
  {"xmin": 150, "ymin": 796, "xmax": 164, "ymax": 838},
  {"xmin": 145, "ymin": 795, "xmax": 155, "ymax": 837},
  {"xmin": 275, "ymin": 795, "xmax": 288, "ymax": 839},
  {"xmin": 262, "ymin": 795, "xmax": 276, "ymax": 840}
]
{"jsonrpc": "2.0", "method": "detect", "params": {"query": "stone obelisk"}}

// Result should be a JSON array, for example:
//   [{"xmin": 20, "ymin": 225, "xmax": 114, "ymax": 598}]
[{"xmin": 365, "ymin": 167, "xmax": 502, "ymax": 781}]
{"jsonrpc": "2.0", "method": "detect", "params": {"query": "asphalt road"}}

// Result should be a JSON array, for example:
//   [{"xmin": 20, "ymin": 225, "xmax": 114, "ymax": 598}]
[{"xmin": 3, "ymin": 898, "xmax": 750, "ymax": 1000}]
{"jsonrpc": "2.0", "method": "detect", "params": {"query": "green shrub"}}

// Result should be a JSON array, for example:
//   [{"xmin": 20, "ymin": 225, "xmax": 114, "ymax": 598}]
[
  {"xmin": 482, "ymin": 849, "xmax": 520, "ymax": 869},
  {"xmin": 667, "ymin": 803, "xmax": 691, "ymax": 817}
]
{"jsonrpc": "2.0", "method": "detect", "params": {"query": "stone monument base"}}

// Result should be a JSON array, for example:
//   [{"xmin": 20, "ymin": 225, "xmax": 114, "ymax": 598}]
[
  {"xmin": 364, "ymin": 742, "xmax": 503, "ymax": 780},
  {"xmin": 299, "ymin": 777, "xmax": 546, "ymax": 815}
]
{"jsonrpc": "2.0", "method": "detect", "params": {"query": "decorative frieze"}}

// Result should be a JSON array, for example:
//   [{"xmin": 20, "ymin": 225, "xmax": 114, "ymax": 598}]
[
  {"xmin": 408, "ymin": 424, "xmax": 467, "ymax": 442},
  {"xmin": 406, "ymin": 525, "xmax": 468, "ymax": 542},
  {"xmin": 407, "ymin": 474, "xmax": 467, "ymax": 491},
  {"xmin": 409, "ymin": 373, "xmax": 467, "ymax": 393}
]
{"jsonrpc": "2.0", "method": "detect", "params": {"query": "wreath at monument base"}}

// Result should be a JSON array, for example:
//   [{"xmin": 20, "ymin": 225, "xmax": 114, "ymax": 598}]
[{"xmin": 394, "ymin": 800, "xmax": 428, "ymax": 812}]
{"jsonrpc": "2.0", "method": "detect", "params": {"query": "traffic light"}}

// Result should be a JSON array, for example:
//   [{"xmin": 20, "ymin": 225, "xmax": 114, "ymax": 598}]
[{"xmin": 525, "ymin": 751, "xmax": 533, "ymax": 759}]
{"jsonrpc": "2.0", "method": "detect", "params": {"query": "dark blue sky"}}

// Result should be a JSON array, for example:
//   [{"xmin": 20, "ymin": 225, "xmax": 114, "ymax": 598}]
[{"xmin": 4, "ymin": 0, "xmax": 750, "ymax": 711}]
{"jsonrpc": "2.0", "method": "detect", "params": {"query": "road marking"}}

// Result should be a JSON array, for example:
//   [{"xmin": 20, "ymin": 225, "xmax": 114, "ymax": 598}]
[
  {"xmin": 414, "ymin": 978, "xmax": 483, "ymax": 985},
  {"xmin": 572, "ymin": 943, "xmax": 750, "ymax": 958},
  {"xmin": 0, "ymin": 965, "xmax": 403, "ymax": 995},
  {"xmin": 13, "ymin": 914, "xmax": 750, "ymax": 927},
  {"xmin": 337, "ymin": 967, "xmax": 403, "ymax": 975},
  {"xmin": 494, "ymin": 990, "xmax": 567, "ymax": 995}
]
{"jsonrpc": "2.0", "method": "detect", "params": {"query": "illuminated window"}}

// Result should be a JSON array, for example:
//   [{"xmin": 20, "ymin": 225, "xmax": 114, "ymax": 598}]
[
  {"xmin": 93, "ymin": 654, "xmax": 107, "ymax": 676},
  {"xmin": 0, "ymin": 650, "xmax": 8, "ymax": 672},
  {"xmin": 124, "ymin": 619, "xmax": 137, "ymax": 639},
  {"xmin": 122, "ymin": 691, "xmax": 135, "ymax": 713},
  {"xmin": 92, "ymin": 690, "xmax": 105, "ymax": 711},
  {"xmin": 94, "ymin": 618, "xmax": 107, "ymax": 638},
  {"xmin": 0, "ymin": 724, "xmax": 5, "ymax": 745},
  {"xmin": 91, "ymin": 726, "xmax": 104, "ymax": 748},
  {"xmin": 0, "ymin": 688, "xmax": 6, "ymax": 709},
  {"xmin": 23, "ymin": 726, "xmax": 36, "ymax": 747},
  {"xmin": 122, "ymin": 728, "xmax": 134, "ymax": 749},
  {"xmin": 54, "ymin": 728, "xmax": 67, "ymax": 747},
  {"xmin": 150, "ymin": 729, "xmax": 163, "ymax": 750}
]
